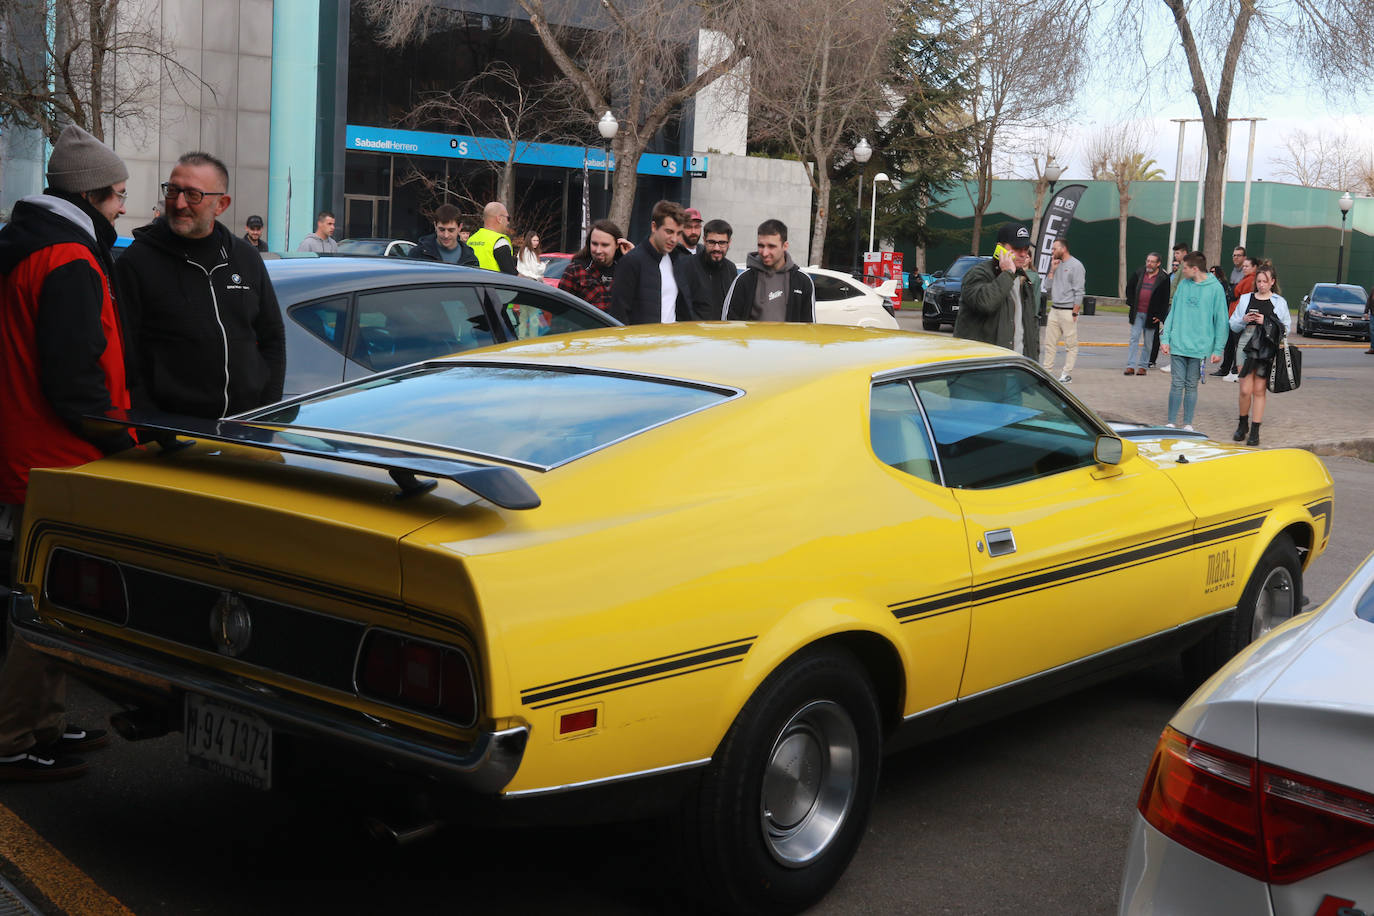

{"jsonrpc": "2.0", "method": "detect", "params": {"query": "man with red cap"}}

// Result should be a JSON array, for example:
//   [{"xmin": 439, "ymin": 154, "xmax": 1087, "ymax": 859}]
[{"xmin": 680, "ymin": 207, "xmax": 704, "ymax": 255}]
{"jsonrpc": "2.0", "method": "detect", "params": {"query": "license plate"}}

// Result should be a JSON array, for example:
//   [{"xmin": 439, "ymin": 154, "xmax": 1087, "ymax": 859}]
[
  {"xmin": 1335, "ymin": 319, "xmax": 1351, "ymax": 326},
  {"xmin": 185, "ymin": 694, "xmax": 272, "ymax": 790}
]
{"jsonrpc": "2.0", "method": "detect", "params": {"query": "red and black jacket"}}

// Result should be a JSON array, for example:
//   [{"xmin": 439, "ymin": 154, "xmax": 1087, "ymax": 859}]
[{"xmin": 0, "ymin": 193, "xmax": 134, "ymax": 503}]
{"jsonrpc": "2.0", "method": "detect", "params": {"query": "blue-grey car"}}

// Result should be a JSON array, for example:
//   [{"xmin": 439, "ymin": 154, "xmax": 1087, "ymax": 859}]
[{"xmin": 265, "ymin": 257, "xmax": 620, "ymax": 397}]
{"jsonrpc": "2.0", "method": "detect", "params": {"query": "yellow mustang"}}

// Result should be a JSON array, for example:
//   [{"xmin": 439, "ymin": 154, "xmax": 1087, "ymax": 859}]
[{"xmin": 9, "ymin": 324, "xmax": 1333, "ymax": 914}]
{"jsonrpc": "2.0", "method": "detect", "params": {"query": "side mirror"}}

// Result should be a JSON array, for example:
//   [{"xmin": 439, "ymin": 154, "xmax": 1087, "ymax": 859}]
[
  {"xmin": 933, "ymin": 270, "xmax": 944, "ymax": 279},
  {"xmin": 1094, "ymin": 434, "xmax": 1136, "ymax": 466}
]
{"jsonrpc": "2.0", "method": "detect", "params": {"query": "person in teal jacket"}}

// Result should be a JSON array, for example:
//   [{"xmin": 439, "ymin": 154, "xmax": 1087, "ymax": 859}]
[{"xmin": 1159, "ymin": 251, "xmax": 1230, "ymax": 429}]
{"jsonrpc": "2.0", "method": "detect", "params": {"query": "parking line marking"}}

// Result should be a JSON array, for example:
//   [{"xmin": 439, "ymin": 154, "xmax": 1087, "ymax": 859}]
[{"xmin": 0, "ymin": 803, "xmax": 136, "ymax": 916}]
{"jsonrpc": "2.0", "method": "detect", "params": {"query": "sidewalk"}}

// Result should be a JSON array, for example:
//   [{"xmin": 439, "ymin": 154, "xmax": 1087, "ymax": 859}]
[{"xmin": 895, "ymin": 310, "xmax": 1374, "ymax": 454}]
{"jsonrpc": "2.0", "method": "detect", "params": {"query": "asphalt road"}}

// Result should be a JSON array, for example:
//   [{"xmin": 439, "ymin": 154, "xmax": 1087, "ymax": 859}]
[{"xmin": 2, "ymin": 457, "xmax": 1371, "ymax": 916}]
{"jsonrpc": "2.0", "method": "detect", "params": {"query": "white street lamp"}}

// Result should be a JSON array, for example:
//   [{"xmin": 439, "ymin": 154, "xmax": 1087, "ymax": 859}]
[
  {"xmin": 1044, "ymin": 159, "xmax": 1064, "ymax": 195},
  {"xmin": 597, "ymin": 111, "xmax": 618, "ymax": 191},
  {"xmin": 1336, "ymin": 191, "xmax": 1353, "ymax": 284},
  {"xmin": 869, "ymin": 172, "xmax": 891, "ymax": 254},
  {"xmin": 852, "ymin": 139, "xmax": 873, "ymax": 273}
]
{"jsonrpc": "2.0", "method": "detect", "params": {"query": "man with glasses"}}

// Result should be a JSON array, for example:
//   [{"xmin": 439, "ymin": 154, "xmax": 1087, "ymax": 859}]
[
  {"xmin": 0, "ymin": 124, "xmax": 133, "ymax": 780},
  {"xmin": 117, "ymin": 151, "xmax": 285, "ymax": 419},
  {"xmin": 690, "ymin": 218, "xmax": 736, "ymax": 319}
]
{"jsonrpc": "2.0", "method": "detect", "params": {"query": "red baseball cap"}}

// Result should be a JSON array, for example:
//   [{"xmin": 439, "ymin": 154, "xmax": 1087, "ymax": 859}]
[{"xmin": 684, "ymin": 207, "xmax": 703, "ymax": 222}]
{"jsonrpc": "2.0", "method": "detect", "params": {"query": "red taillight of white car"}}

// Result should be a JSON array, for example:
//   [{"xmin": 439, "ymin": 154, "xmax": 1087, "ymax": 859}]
[{"xmin": 1139, "ymin": 726, "xmax": 1374, "ymax": 883}]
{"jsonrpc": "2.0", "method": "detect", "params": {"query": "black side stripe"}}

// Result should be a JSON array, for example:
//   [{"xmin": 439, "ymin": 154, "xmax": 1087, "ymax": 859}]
[
  {"xmin": 525, "ymin": 658, "xmax": 746, "ymax": 710},
  {"xmin": 20, "ymin": 521, "xmax": 473, "ymax": 640},
  {"xmin": 891, "ymin": 514, "xmax": 1267, "ymax": 622},
  {"xmin": 1306, "ymin": 499, "xmax": 1333, "ymax": 537},
  {"xmin": 521, "ymin": 637, "xmax": 755, "ymax": 708}
]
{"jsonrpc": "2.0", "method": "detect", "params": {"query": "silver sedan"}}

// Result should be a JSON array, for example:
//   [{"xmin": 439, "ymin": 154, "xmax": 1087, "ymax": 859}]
[{"xmin": 1119, "ymin": 549, "xmax": 1374, "ymax": 915}]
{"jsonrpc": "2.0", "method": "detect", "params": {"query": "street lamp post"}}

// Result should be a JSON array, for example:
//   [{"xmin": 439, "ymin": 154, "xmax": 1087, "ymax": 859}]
[
  {"xmin": 1044, "ymin": 159, "xmax": 1063, "ymax": 196},
  {"xmin": 852, "ymin": 139, "xmax": 872, "ymax": 275},
  {"xmin": 597, "ymin": 111, "xmax": 618, "ymax": 193},
  {"xmin": 869, "ymin": 172, "xmax": 890, "ymax": 255},
  {"xmin": 1336, "ymin": 191, "xmax": 1353, "ymax": 284}
]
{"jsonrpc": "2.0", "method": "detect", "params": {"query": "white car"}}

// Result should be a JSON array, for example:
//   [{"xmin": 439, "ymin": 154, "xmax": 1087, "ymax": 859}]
[
  {"xmin": 1119, "ymin": 548, "xmax": 1374, "ymax": 916},
  {"xmin": 804, "ymin": 266, "xmax": 901, "ymax": 329}
]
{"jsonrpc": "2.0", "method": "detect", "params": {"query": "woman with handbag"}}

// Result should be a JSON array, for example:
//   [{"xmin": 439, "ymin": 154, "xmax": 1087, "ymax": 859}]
[{"xmin": 1230, "ymin": 263, "xmax": 1290, "ymax": 446}]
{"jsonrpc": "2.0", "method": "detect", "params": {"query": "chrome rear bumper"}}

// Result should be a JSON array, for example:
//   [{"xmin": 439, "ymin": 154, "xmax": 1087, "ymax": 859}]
[{"xmin": 8, "ymin": 590, "xmax": 528, "ymax": 794}]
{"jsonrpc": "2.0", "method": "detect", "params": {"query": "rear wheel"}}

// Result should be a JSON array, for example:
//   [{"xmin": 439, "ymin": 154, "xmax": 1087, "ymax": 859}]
[
  {"xmin": 678, "ymin": 647, "xmax": 882, "ymax": 915},
  {"xmin": 1182, "ymin": 534, "xmax": 1301, "ymax": 685}
]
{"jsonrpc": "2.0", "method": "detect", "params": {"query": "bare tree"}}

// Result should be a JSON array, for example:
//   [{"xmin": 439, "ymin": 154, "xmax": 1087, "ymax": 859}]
[
  {"xmin": 1269, "ymin": 127, "xmax": 1371, "ymax": 193},
  {"xmin": 0, "ymin": 0, "xmax": 203, "ymax": 143},
  {"xmin": 1111, "ymin": 1, "xmax": 1374, "ymax": 265},
  {"xmin": 1027, "ymin": 142, "xmax": 1068, "ymax": 250},
  {"xmin": 955, "ymin": 0, "xmax": 1090, "ymax": 254},
  {"xmin": 404, "ymin": 62, "xmax": 580, "ymax": 213},
  {"xmin": 359, "ymin": 0, "xmax": 752, "ymax": 231},
  {"xmin": 746, "ymin": 0, "xmax": 896, "ymax": 265},
  {"xmin": 1086, "ymin": 123, "xmax": 1157, "ymax": 297}
]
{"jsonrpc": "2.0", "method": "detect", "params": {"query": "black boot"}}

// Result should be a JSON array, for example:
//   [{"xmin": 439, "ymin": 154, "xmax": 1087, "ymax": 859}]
[
  {"xmin": 1246, "ymin": 422, "xmax": 1261, "ymax": 447},
  {"xmin": 1233, "ymin": 416, "xmax": 1249, "ymax": 441}
]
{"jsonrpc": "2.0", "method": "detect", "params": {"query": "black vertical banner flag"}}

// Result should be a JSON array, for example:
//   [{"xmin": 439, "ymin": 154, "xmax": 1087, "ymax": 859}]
[{"xmin": 1034, "ymin": 184, "xmax": 1088, "ymax": 274}]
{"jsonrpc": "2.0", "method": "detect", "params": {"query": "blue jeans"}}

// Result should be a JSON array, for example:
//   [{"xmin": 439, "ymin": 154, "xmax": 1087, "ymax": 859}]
[
  {"xmin": 1168, "ymin": 355, "xmax": 1202, "ymax": 425},
  {"xmin": 1126, "ymin": 313, "xmax": 1154, "ymax": 369}
]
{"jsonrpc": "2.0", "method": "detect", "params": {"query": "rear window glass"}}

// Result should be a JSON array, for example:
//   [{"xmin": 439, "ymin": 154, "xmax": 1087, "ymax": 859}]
[{"xmin": 248, "ymin": 364, "xmax": 733, "ymax": 469}]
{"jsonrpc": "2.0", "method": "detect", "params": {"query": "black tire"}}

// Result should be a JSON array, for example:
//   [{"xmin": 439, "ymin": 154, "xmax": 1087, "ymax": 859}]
[
  {"xmin": 922, "ymin": 318, "xmax": 941, "ymax": 331},
  {"xmin": 678, "ymin": 647, "xmax": 882, "ymax": 915},
  {"xmin": 1182, "ymin": 534, "xmax": 1301, "ymax": 685}
]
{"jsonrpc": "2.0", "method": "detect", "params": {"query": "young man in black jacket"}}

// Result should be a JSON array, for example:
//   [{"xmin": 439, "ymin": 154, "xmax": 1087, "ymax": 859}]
[
  {"xmin": 722, "ymin": 219, "xmax": 815, "ymax": 322},
  {"xmin": 608, "ymin": 200, "xmax": 706, "ymax": 324},
  {"xmin": 690, "ymin": 218, "xmax": 737, "ymax": 320},
  {"xmin": 117, "ymin": 151, "xmax": 286, "ymax": 418},
  {"xmin": 414, "ymin": 203, "xmax": 471, "ymax": 265}
]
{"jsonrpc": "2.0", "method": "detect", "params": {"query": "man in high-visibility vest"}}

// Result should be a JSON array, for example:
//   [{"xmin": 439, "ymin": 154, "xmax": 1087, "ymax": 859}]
[{"xmin": 465, "ymin": 201, "xmax": 517, "ymax": 274}]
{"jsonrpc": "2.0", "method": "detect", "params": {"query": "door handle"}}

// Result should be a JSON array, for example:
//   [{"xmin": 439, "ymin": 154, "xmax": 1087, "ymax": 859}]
[{"xmin": 984, "ymin": 528, "xmax": 1017, "ymax": 557}]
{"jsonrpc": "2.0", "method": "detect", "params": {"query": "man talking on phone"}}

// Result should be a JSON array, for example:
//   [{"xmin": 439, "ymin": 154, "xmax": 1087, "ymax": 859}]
[{"xmin": 955, "ymin": 222, "xmax": 1039, "ymax": 358}]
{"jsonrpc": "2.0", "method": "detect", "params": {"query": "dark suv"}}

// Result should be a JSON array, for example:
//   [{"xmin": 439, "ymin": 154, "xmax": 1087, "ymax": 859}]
[{"xmin": 920, "ymin": 255, "xmax": 983, "ymax": 331}]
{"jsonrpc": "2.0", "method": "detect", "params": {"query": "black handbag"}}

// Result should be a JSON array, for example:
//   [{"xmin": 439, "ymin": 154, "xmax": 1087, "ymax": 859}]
[{"xmin": 1268, "ymin": 336, "xmax": 1302, "ymax": 393}]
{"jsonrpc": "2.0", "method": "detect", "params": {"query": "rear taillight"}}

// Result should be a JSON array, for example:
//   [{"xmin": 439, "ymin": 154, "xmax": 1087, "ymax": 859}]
[
  {"xmin": 45, "ymin": 548, "xmax": 129, "ymax": 624},
  {"xmin": 1139, "ymin": 726, "xmax": 1374, "ymax": 883},
  {"xmin": 356, "ymin": 630, "xmax": 477, "ymax": 727}
]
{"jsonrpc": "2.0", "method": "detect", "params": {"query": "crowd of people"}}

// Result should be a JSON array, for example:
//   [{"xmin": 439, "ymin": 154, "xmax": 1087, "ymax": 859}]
[{"xmin": 948, "ymin": 222, "xmax": 1294, "ymax": 446}]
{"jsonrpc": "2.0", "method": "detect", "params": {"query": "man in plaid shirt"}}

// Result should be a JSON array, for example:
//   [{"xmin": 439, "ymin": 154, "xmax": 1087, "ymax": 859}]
[{"xmin": 559, "ymin": 219, "xmax": 631, "ymax": 311}]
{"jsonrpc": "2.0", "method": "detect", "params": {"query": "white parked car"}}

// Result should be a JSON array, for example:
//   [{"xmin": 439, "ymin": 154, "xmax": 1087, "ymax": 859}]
[
  {"xmin": 1119, "ymin": 548, "xmax": 1374, "ymax": 916},
  {"xmin": 804, "ymin": 266, "xmax": 901, "ymax": 330}
]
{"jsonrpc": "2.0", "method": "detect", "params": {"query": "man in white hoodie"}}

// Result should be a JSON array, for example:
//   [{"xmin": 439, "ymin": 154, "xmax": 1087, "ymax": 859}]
[{"xmin": 721, "ymin": 219, "xmax": 816, "ymax": 321}]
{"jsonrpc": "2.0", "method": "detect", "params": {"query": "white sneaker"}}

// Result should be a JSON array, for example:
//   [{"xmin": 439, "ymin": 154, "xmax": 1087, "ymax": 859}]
[
  {"xmin": 1058, "ymin": 373, "xmax": 1072, "ymax": 383},
  {"xmin": 1166, "ymin": 423, "xmax": 1176, "ymax": 428},
  {"xmin": 1160, "ymin": 364, "xmax": 1171, "ymax": 373},
  {"xmin": 1183, "ymin": 425, "xmax": 1194, "ymax": 431},
  {"xmin": 1228, "ymin": 373, "xmax": 1238, "ymax": 382}
]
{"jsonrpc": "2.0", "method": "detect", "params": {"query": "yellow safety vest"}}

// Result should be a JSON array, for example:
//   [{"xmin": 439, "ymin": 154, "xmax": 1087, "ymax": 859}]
[{"xmin": 467, "ymin": 227, "xmax": 510, "ymax": 271}]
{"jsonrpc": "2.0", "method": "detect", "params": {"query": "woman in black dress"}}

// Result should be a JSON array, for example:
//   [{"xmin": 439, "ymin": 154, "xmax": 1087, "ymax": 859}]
[{"xmin": 1229, "ymin": 263, "xmax": 1291, "ymax": 446}]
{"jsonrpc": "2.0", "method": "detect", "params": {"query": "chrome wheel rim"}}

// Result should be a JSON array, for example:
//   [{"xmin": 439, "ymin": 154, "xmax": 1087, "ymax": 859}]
[
  {"xmin": 759, "ymin": 700, "xmax": 859, "ymax": 868},
  {"xmin": 1250, "ymin": 565, "xmax": 1296, "ymax": 641}
]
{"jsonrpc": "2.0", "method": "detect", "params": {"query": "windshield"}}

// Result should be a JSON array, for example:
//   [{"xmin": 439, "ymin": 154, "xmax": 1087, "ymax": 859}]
[
  {"xmin": 1312, "ymin": 286, "xmax": 1366, "ymax": 306},
  {"xmin": 542, "ymin": 257, "xmax": 571, "ymax": 280},
  {"xmin": 248, "ymin": 364, "xmax": 734, "ymax": 469},
  {"xmin": 945, "ymin": 257, "xmax": 979, "ymax": 280}
]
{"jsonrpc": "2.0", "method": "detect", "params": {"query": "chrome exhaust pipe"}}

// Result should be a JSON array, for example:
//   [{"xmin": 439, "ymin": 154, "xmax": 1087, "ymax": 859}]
[
  {"xmin": 364, "ymin": 816, "xmax": 444, "ymax": 846},
  {"xmin": 109, "ymin": 708, "xmax": 171, "ymax": 741}
]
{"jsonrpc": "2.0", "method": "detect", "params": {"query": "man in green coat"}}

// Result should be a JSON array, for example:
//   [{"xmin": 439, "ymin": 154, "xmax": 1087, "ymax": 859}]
[{"xmin": 954, "ymin": 222, "xmax": 1040, "ymax": 360}]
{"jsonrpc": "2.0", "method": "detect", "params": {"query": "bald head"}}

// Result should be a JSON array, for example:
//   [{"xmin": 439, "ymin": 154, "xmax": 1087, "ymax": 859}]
[{"xmin": 484, "ymin": 201, "xmax": 510, "ymax": 232}]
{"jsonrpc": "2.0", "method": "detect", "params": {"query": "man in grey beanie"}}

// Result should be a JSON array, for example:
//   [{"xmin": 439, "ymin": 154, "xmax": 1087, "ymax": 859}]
[{"xmin": 0, "ymin": 123, "xmax": 134, "ymax": 780}]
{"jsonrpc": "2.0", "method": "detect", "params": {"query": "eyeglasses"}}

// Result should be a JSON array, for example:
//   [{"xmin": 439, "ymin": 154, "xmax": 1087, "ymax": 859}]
[
  {"xmin": 161, "ymin": 182, "xmax": 225, "ymax": 205},
  {"xmin": 113, "ymin": 189, "xmax": 128, "ymax": 202}
]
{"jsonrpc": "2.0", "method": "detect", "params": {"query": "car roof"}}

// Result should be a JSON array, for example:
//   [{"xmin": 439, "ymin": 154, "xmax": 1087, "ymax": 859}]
[
  {"xmin": 804, "ymin": 266, "xmax": 861, "ymax": 282},
  {"xmin": 263, "ymin": 255, "xmax": 562, "ymax": 303},
  {"xmin": 435, "ymin": 323, "xmax": 1006, "ymax": 393},
  {"xmin": 1311, "ymin": 283, "xmax": 1366, "ymax": 293}
]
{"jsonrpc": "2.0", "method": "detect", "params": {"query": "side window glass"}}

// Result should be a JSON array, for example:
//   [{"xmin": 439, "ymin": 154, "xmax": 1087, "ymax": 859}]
[
  {"xmin": 290, "ymin": 297, "xmax": 349, "ymax": 352},
  {"xmin": 869, "ymin": 381, "xmax": 940, "ymax": 484},
  {"xmin": 812, "ymin": 274, "xmax": 852, "ymax": 302},
  {"xmin": 911, "ymin": 367, "xmax": 1098, "ymax": 489},
  {"xmin": 351, "ymin": 285, "xmax": 492, "ymax": 372},
  {"xmin": 490, "ymin": 287, "xmax": 608, "ymax": 339}
]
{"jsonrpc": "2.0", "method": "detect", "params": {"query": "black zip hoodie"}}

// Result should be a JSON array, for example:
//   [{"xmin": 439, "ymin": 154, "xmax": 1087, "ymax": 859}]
[{"xmin": 116, "ymin": 219, "xmax": 286, "ymax": 418}]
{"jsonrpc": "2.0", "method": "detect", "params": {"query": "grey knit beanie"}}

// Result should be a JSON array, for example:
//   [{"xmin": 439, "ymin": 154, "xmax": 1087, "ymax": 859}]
[{"xmin": 47, "ymin": 124, "xmax": 128, "ymax": 193}]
